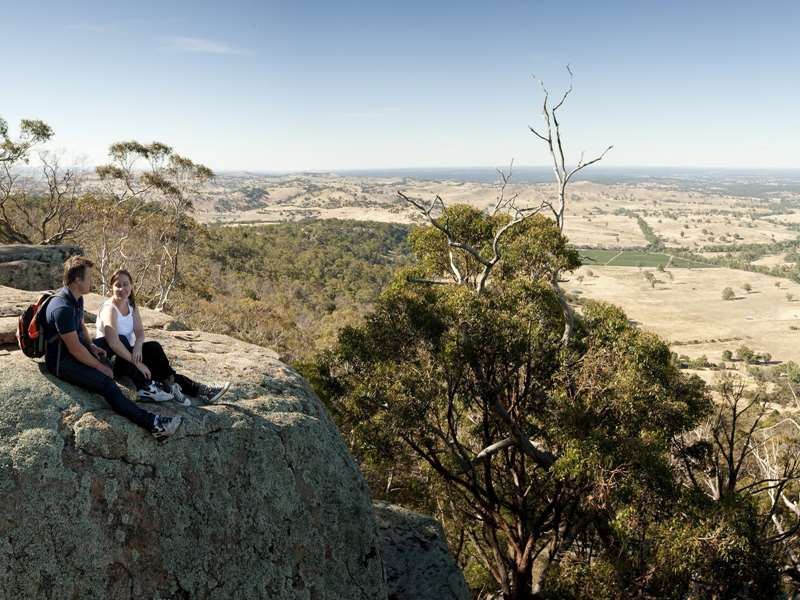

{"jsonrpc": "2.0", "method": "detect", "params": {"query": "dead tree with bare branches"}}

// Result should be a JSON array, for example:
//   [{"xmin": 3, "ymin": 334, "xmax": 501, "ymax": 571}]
[
  {"xmin": 0, "ymin": 151, "xmax": 87, "ymax": 245},
  {"xmin": 528, "ymin": 66, "xmax": 613, "ymax": 233},
  {"xmin": 398, "ymin": 67, "xmax": 611, "ymax": 346},
  {"xmin": 89, "ymin": 141, "xmax": 213, "ymax": 308},
  {"xmin": 0, "ymin": 117, "xmax": 77, "ymax": 244},
  {"xmin": 676, "ymin": 373, "xmax": 800, "ymax": 591}
]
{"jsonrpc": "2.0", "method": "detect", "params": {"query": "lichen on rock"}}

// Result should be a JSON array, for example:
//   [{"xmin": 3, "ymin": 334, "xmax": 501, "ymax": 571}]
[
  {"xmin": 374, "ymin": 502, "xmax": 470, "ymax": 600},
  {"xmin": 0, "ymin": 287, "xmax": 387, "ymax": 599}
]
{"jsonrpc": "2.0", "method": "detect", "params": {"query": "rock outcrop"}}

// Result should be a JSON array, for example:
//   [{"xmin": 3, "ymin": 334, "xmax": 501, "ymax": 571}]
[
  {"xmin": 374, "ymin": 502, "xmax": 470, "ymax": 600},
  {"xmin": 0, "ymin": 244, "xmax": 82, "ymax": 290},
  {"xmin": 0, "ymin": 287, "xmax": 387, "ymax": 599}
]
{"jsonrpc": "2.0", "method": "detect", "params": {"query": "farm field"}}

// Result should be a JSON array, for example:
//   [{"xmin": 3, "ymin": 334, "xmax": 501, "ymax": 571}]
[
  {"xmin": 187, "ymin": 174, "xmax": 800, "ymax": 260},
  {"xmin": 172, "ymin": 171, "xmax": 800, "ymax": 384},
  {"xmin": 579, "ymin": 249, "xmax": 711, "ymax": 268},
  {"xmin": 570, "ymin": 265, "xmax": 800, "ymax": 381}
]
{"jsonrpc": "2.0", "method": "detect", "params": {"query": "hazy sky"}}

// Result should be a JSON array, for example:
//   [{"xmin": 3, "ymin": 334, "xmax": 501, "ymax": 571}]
[{"xmin": 3, "ymin": 0, "xmax": 798, "ymax": 171}]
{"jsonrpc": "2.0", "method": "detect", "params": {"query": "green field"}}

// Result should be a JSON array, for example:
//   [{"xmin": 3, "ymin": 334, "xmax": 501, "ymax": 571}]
[{"xmin": 578, "ymin": 249, "xmax": 712, "ymax": 268}]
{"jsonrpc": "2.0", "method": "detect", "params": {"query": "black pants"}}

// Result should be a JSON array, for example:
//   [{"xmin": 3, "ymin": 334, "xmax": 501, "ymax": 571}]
[
  {"xmin": 94, "ymin": 336, "xmax": 200, "ymax": 396},
  {"xmin": 46, "ymin": 351, "xmax": 156, "ymax": 431}
]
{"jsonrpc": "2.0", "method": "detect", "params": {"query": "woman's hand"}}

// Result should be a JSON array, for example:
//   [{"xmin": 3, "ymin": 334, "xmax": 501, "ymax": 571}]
[
  {"xmin": 132, "ymin": 343, "xmax": 143, "ymax": 364},
  {"xmin": 89, "ymin": 343, "xmax": 107, "ymax": 361},
  {"xmin": 137, "ymin": 362, "xmax": 151, "ymax": 379}
]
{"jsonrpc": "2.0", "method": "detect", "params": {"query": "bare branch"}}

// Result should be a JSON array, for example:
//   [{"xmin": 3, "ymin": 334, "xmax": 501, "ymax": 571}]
[
  {"xmin": 565, "ymin": 145, "xmax": 614, "ymax": 184},
  {"xmin": 406, "ymin": 276, "xmax": 456, "ymax": 286},
  {"xmin": 552, "ymin": 65, "xmax": 574, "ymax": 112}
]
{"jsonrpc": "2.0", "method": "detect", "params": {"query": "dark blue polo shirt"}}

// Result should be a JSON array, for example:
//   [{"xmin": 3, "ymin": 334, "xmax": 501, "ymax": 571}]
[{"xmin": 44, "ymin": 287, "xmax": 86, "ymax": 368}]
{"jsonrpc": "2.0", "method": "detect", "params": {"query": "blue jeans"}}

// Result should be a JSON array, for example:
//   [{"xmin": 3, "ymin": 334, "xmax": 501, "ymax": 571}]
[{"xmin": 46, "ymin": 348, "xmax": 156, "ymax": 431}]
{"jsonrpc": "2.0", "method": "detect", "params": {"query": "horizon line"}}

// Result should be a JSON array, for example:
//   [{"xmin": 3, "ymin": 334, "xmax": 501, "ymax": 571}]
[{"xmin": 217, "ymin": 164, "xmax": 800, "ymax": 175}]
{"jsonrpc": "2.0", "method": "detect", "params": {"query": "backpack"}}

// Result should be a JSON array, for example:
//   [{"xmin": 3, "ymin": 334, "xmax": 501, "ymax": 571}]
[{"xmin": 17, "ymin": 291, "xmax": 61, "ymax": 358}]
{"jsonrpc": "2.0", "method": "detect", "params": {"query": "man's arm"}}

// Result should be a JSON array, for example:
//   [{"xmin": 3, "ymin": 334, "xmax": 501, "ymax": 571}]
[
  {"xmin": 51, "ymin": 304, "xmax": 111, "ymax": 376},
  {"xmin": 82, "ymin": 321, "xmax": 92, "ymax": 347},
  {"xmin": 61, "ymin": 331, "xmax": 106, "ymax": 370}
]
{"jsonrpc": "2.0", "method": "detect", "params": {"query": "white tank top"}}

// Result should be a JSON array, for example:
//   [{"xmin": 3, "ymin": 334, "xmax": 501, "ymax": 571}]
[{"xmin": 95, "ymin": 299, "xmax": 136, "ymax": 345}]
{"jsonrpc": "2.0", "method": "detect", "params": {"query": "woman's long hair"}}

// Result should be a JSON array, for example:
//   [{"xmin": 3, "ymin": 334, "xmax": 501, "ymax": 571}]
[{"xmin": 109, "ymin": 269, "xmax": 137, "ymax": 307}]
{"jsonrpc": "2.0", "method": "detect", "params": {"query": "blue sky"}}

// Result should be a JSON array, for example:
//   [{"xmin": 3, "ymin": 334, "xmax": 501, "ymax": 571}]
[{"xmin": 3, "ymin": 0, "xmax": 798, "ymax": 171}]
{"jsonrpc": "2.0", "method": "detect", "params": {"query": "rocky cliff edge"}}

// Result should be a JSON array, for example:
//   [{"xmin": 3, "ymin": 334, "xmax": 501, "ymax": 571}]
[{"xmin": 0, "ymin": 285, "xmax": 387, "ymax": 599}]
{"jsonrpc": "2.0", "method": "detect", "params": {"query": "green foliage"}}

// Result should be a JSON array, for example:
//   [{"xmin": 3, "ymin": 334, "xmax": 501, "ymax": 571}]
[
  {"xmin": 307, "ymin": 208, "xmax": 718, "ymax": 597},
  {"xmin": 0, "ymin": 117, "xmax": 72, "ymax": 244},
  {"xmin": 686, "ymin": 354, "xmax": 711, "ymax": 369},
  {"xmin": 735, "ymin": 344, "xmax": 759, "ymax": 364},
  {"xmin": 613, "ymin": 209, "xmax": 663, "ymax": 251},
  {"xmin": 174, "ymin": 219, "xmax": 412, "ymax": 362},
  {"xmin": 409, "ymin": 208, "xmax": 580, "ymax": 286},
  {"xmin": 0, "ymin": 116, "xmax": 53, "ymax": 163},
  {"xmin": 735, "ymin": 345, "xmax": 754, "ymax": 362},
  {"xmin": 579, "ymin": 249, "xmax": 707, "ymax": 268}
]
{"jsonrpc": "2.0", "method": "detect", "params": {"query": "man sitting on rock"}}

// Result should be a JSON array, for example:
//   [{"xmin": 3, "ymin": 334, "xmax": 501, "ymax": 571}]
[{"xmin": 43, "ymin": 256, "xmax": 182, "ymax": 439}]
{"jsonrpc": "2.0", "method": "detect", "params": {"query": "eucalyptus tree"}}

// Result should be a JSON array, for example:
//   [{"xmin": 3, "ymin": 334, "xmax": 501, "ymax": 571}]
[
  {"xmin": 311, "ymin": 195, "xmax": 714, "ymax": 598},
  {"xmin": 307, "ymin": 70, "xmax": 793, "ymax": 598},
  {"xmin": 0, "ymin": 116, "xmax": 85, "ymax": 244},
  {"xmin": 91, "ymin": 141, "xmax": 212, "ymax": 308}
]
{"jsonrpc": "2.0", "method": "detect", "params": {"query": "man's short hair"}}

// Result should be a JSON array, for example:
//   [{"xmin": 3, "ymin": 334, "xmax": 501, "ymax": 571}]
[{"xmin": 63, "ymin": 256, "xmax": 95, "ymax": 286}]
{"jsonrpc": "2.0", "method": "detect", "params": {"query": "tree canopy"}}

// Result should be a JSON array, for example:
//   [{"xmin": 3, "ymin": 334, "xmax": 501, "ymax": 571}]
[{"xmin": 306, "ymin": 206, "xmax": 788, "ymax": 598}]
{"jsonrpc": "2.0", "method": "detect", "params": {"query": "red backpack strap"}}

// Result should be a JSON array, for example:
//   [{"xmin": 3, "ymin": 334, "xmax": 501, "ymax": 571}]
[{"xmin": 28, "ymin": 292, "xmax": 58, "ymax": 338}]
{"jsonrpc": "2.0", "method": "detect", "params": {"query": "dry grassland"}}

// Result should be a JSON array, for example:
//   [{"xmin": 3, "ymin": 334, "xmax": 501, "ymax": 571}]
[
  {"xmin": 195, "ymin": 175, "xmax": 800, "ymax": 255},
  {"xmin": 192, "ymin": 173, "xmax": 800, "ymax": 387},
  {"xmin": 571, "ymin": 265, "xmax": 800, "ymax": 381}
]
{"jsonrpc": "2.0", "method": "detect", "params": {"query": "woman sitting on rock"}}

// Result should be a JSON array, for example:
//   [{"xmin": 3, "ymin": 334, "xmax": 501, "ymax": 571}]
[{"xmin": 93, "ymin": 268, "xmax": 230, "ymax": 405}]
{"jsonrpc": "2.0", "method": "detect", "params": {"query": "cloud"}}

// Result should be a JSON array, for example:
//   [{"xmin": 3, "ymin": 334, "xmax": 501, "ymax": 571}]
[{"xmin": 166, "ymin": 36, "xmax": 251, "ymax": 56}]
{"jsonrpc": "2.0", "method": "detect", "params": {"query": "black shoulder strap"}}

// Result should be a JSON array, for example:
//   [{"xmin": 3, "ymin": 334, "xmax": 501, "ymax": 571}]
[{"xmin": 40, "ymin": 289, "xmax": 71, "ymax": 345}]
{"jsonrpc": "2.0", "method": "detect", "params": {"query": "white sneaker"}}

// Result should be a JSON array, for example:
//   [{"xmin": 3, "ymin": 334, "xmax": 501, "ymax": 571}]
[
  {"xmin": 152, "ymin": 415, "xmax": 182, "ymax": 439},
  {"xmin": 171, "ymin": 383, "xmax": 191, "ymax": 407},
  {"xmin": 138, "ymin": 382, "xmax": 173, "ymax": 403}
]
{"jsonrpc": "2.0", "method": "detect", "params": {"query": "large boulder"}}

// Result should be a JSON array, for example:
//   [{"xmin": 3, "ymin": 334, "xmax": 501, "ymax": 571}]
[
  {"xmin": 0, "ymin": 244, "xmax": 82, "ymax": 290},
  {"xmin": 0, "ymin": 287, "xmax": 387, "ymax": 599},
  {"xmin": 0, "ymin": 285, "xmax": 46, "ymax": 347},
  {"xmin": 374, "ymin": 502, "xmax": 470, "ymax": 600}
]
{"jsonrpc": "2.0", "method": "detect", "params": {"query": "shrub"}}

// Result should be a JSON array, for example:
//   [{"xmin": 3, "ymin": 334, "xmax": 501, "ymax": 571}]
[{"xmin": 736, "ymin": 345, "xmax": 755, "ymax": 363}]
